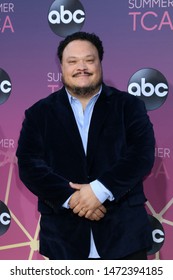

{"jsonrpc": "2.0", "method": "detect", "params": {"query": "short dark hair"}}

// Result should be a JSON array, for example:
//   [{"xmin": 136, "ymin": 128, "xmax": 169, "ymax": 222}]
[{"xmin": 57, "ymin": 31, "xmax": 104, "ymax": 63}]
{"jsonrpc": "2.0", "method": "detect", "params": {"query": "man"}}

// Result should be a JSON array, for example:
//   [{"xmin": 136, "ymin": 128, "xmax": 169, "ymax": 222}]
[{"xmin": 16, "ymin": 32, "xmax": 155, "ymax": 260}]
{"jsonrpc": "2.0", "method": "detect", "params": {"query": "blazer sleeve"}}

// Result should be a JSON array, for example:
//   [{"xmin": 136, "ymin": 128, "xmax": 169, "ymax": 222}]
[
  {"xmin": 98, "ymin": 96, "xmax": 155, "ymax": 202},
  {"xmin": 16, "ymin": 106, "xmax": 74, "ymax": 208}
]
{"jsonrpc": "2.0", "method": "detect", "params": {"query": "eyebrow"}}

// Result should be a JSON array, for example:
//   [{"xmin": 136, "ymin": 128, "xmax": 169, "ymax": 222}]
[
  {"xmin": 67, "ymin": 55, "xmax": 95, "ymax": 60},
  {"xmin": 68, "ymin": 54, "xmax": 95, "ymax": 58}
]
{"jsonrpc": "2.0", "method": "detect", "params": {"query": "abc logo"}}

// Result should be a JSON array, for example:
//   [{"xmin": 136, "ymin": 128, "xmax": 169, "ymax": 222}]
[
  {"xmin": 147, "ymin": 214, "xmax": 165, "ymax": 255},
  {"xmin": 0, "ymin": 200, "xmax": 11, "ymax": 236},
  {"xmin": 128, "ymin": 68, "xmax": 168, "ymax": 110},
  {"xmin": 0, "ymin": 68, "xmax": 12, "ymax": 105},
  {"xmin": 48, "ymin": 0, "xmax": 85, "ymax": 37}
]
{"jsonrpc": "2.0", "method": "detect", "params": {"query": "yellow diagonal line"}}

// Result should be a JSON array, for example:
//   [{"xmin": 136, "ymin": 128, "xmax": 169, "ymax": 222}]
[
  {"xmin": 159, "ymin": 198, "xmax": 173, "ymax": 216},
  {"xmin": 4, "ymin": 162, "xmax": 13, "ymax": 205},
  {"xmin": 28, "ymin": 216, "xmax": 40, "ymax": 260},
  {"xmin": 0, "ymin": 241, "xmax": 31, "ymax": 250}
]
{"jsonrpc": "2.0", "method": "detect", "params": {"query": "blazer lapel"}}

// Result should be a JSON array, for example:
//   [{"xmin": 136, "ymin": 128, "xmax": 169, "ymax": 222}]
[{"xmin": 87, "ymin": 85, "xmax": 112, "ymax": 167}]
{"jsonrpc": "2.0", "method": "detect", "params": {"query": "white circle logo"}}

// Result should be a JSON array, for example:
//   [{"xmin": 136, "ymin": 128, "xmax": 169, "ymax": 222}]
[
  {"xmin": 128, "ymin": 68, "xmax": 169, "ymax": 110},
  {"xmin": 0, "ymin": 201, "xmax": 11, "ymax": 236},
  {"xmin": 0, "ymin": 68, "xmax": 12, "ymax": 105},
  {"xmin": 48, "ymin": 0, "xmax": 85, "ymax": 37},
  {"xmin": 147, "ymin": 215, "xmax": 165, "ymax": 255}
]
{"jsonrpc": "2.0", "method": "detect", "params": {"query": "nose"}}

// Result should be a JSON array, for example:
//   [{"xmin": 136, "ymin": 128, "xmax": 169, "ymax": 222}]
[{"xmin": 77, "ymin": 60, "xmax": 87, "ymax": 71}]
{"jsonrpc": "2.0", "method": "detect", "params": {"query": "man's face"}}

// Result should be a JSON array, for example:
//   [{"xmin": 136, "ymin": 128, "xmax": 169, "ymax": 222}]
[{"xmin": 61, "ymin": 39, "xmax": 103, "ymax": 97}]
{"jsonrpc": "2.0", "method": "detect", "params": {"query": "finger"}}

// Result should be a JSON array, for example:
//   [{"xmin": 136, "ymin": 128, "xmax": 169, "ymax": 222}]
[
  {"xmin": 85, "ymin": 207, "xmax": 105, "ymax": 220},
  {"xmin": 69, "ymin": 182, "xmax": 81, "ymax": 190},
  {"xmin": 69, "ymin": 200, "xmax": 78, "ymax": 209},
  {"xmin": 92, "ymin": 213, "xmax": 101, "ymax": 221},
  {"xmin": 98, "ymin": 205, "xmax": 107, "ymax": 214},
  {"xmin": 85, "ymin": 209, "xmax": 94, "ymax": 219},
  {"xmin": 78, "ymin": 209, "xmax": 85, "ymax": 217},
  {"xmin": 87, "ymin": 215, "xmax": 94, "ymax": 221},
  {"xmin": 73, "ymin": 204, "xmax": 85, "ymax": 214},
  {"xmin": 73, "ymin": 205, "xmax": 80, "ymax": 214},
  {"xmin": 87, "ymin": 212, "xmax": 101, "ymax": 221},
  {"xmin": 69, "ymin": 191, "xmax": 80, "ymax": 209},
  {"xmin": 93, "ymin": 208, "xmax": 105, "ymax": 218}
]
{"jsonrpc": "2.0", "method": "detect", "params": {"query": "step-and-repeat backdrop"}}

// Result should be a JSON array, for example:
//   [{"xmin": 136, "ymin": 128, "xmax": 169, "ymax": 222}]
[{"xmin": 0, "ymin": 0, "xmax": 173, "ymax": 260}]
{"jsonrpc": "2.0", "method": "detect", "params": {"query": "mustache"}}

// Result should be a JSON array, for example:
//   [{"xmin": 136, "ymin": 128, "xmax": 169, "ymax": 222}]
[{"xmin": 72, "ymin": 71, "xmax": 93, "ymax": 77}]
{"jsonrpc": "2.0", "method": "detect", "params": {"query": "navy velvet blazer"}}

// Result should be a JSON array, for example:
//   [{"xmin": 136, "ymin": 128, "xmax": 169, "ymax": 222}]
[{"xmin": 16, "ymin": 84, "xmax": 155, "ymax": 259}]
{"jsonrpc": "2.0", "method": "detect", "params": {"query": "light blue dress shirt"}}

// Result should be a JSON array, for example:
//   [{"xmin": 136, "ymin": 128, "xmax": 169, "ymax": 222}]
[{"xmin": 64, "ymin": 87, "xmax": 114, "ymax": 258}]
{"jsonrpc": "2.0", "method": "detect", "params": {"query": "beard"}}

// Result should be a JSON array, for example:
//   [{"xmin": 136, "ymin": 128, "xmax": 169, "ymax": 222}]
[{"xmin": 62, "ymin": 73, "xmax": 103, "ymax": 97}]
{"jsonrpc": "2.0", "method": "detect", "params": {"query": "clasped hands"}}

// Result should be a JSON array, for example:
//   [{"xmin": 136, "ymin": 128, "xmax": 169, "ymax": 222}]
[{"xmin": 69, "ymin": 182, "xmax": 106, "ymax": 221}]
